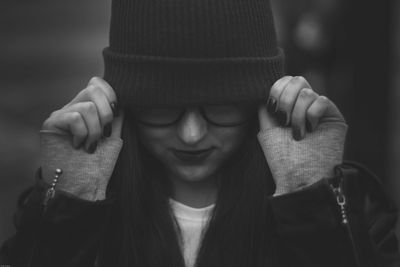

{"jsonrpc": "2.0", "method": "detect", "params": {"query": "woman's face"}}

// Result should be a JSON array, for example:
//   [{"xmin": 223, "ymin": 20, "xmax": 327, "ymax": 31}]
[{"xmin": 135, "ymin": 105, "xmax": 253, "ymax": 183}]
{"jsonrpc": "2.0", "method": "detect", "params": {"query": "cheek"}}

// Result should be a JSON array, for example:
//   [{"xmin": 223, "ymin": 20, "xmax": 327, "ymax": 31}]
[
  {"xmin": 137, "ymin": 127, "xmax": 172, "ymax": 156},
  {"xmin": 217, "ymin": 126, "xmax": 249, "ymax": 153}
]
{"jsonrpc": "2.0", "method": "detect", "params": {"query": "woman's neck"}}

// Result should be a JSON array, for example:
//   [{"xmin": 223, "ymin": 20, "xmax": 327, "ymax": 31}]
[{"xmin": 168, "ymin": 175, "xmax": 217, "ymax": 208}]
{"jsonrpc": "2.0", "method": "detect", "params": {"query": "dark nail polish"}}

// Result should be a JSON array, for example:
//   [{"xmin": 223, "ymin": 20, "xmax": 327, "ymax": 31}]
[
  {"xmin": 88, "ymin": 142, "xmax": 97, "ymax": 154},
  {"xmin": 110, "ymin": 102, "xmax": 119, "ymax": 117},
  {"xmin": 276, "ymin": 110, "xmax": 287, "ymax": 126},
  {"xmin": 306, "ymin": 120, "xmax": 313, "ymax": 132},
  {"xmin": 103, "ymin": 123, "xmax": 112, "ymax": 137},
  {"xmin": 293, "ymin": 126, "xmax": 302, "ymax": 141},
  {"xmin": 267, "ymin": 98, "xmax": 276, "ymax": 114},
  {"xmin": 271, "ymin": 100, "xmax": 277, "ymax": 113}
]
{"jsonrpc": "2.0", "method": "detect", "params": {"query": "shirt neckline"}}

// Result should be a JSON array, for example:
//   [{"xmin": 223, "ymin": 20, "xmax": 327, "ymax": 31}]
[{"xmin": 169, "ymin": 198, "xmax": 215, "ymax": 222}]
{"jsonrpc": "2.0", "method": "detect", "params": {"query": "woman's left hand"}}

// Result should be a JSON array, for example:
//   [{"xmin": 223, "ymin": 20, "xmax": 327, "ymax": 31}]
[{"xmin": 257, "ymin": 76, "xmax": 348, "ymax": 196}]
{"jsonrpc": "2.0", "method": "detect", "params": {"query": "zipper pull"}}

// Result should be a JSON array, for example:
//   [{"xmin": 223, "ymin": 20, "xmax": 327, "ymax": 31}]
[
  {"xmin": 330, "ymin": 182, "xmax": 348, "ymax": 225},
  {"xmin": 330, "ymin": 165, "xmax": 362, "ymax": 267},
  {"xmin": 43, "ymin": 168, "xmax": 63, "ymax": 211}
]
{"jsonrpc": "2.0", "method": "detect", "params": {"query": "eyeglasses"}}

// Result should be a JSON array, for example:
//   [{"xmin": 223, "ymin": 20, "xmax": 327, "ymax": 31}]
[{"xmin": 127, "ymin": 104, "xmax": 257, "ymax": 127}]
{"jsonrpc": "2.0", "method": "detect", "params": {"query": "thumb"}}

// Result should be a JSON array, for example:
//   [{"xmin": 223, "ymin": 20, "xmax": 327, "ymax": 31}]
[
  {"xmin": 258, "ymin": 104, "xmax": 279, "ymax": 131},
  {"xmin": 110, "ymin": 109, "xmax": 124, "ymax": 138}
]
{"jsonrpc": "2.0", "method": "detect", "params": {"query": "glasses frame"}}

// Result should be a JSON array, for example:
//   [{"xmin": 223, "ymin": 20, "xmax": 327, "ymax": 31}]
[{"xmin": 128, "ymin": 105, "xmax": 257, "ymax": 128}]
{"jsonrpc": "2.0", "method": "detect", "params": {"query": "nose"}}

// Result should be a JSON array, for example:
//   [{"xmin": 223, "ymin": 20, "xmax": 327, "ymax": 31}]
[{"xmin": 177, "ymin": 108, "xmax": 208, "ymax": 146}]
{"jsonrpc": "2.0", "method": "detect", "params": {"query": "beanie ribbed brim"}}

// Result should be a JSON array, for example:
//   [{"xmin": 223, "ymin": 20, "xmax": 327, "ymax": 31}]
[{"xmin": 103, "ymin": 47, "xmax": 285, "ymax": 108}]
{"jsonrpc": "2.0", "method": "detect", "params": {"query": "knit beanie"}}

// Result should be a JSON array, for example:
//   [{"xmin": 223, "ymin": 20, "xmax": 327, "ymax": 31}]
[{"xmin": 103, "ymin": 0, "xmax": 285, "ymax": 108}]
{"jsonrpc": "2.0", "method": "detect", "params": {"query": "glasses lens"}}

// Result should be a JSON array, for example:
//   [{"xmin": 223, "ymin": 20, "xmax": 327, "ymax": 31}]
[
  {"xmin": 203, "ymin": 104, "xmax": 254, "ymax": 126},
  {"xmin": 135, "ymin": 107, "xmax": 182, "ymax": 125}
]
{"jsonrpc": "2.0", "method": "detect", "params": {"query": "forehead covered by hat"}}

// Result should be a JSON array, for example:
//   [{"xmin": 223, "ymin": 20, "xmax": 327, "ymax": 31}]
[{"xmin": 103, "ymin": 0, "xmax": 285, "ymax": 108}]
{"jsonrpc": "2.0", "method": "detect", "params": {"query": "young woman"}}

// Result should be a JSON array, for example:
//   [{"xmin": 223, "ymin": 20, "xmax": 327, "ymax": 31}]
[{"xmin": 1, "ymin": 0, "xmax": 399, "ymax": 266}]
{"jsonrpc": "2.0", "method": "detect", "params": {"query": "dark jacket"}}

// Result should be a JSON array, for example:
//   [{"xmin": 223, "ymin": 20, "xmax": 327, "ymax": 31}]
[{"xmin": 1, "ymin": 162, "xmax": 399, "ymax": 267}]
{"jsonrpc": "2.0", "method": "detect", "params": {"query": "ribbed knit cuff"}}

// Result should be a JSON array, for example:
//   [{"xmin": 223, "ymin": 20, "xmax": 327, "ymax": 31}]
[
  {"xmin": 103, "ymin": 47, "xmax": 284, "ymax": 107},
  {"xmin": 39, "ymin": 131, "xmax": 123, "ymax": 201}
]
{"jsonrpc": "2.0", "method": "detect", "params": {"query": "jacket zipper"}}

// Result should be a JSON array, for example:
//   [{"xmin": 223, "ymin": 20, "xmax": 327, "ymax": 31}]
[
  {"xmin": 329, "ymin": 167, "xmax": 361, "ymax": 267},
  {"xmin": 43, "ymin": 186, "xmax": 56, "ymax": 212},
  {"xmin": 27, "ymin": 189, "xmax": 55, "ymax": 266},
  {"xmin": 27, "ymin": 169, "xmax": 61, "ymax": 266}
]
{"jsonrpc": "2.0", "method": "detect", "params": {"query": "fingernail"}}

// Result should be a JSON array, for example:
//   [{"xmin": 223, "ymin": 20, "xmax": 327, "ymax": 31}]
[
  {"xmin": 267, "ymin": 98, "xmax": 276, "ymax": 114},
  {"xmin": 271, "ymin": 99, "xmax": 277, "ymax": 113},
  {"xmin": 88, "ymin": 142, "xmax": 97, "ymax": 154},
  {"xmin": 306, "ymin": 120, "xmax": 313, "ymax": 132},
  {"xmin": 276, "ymin": 110, "xmax": 287, "ymax": 126},
  {"xmin": 293, "ymin": 126, "xmax": 302, "ymax": 141},
  {"xmin": 103, "ymin": 123, "xmax": 112, "ymax": 137},
  {"xmin": 110, "ymin": 102, "xmax": 119, "ymax": 117}
]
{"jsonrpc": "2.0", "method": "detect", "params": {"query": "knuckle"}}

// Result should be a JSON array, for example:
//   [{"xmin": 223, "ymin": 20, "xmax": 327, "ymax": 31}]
[
  {"xmin": 319, "ymin": 95, "xmax": 328, "ymax": 101},
  {"xmin": 89, "ymin": 76, "xmax": 101, "ymax": 86},
  {"xmin": 274, "ymin": 76, "xmax": 290, "ymax": 85},
  {"xmin": 91, "ymin": 76, "xmax": 110, "ymax": 91},
  {"xmin": 271, "ymin": 76, "xmax": 292, "ymax": 94},
  {"xmin": 282, "ymin": 76, "xmax": 294, "ymax": 83},
  {"xmin": 82, "ymin": 101, "xmax": 97, "ymax": 113},
  {"xmin": 298, "ymin": 88, "xmax": 313, "ymax": 98},
  {"xmin": 318, "ymin": 95, "xmax": 329, "ymax": 104},
  {"xmin": 69, "ymin": 112, "xmax": 83, "ymax": 123},
  {"xmin": 86, "ymin": 84, "xmax": 102, "ymax": 96},
  {"xmin": 293, "ymin": 76, "xmax": 307, "ymax": 84},
  {"xmin": 270, "ymin": 83, "xmax": 281, "ymax": 96}
]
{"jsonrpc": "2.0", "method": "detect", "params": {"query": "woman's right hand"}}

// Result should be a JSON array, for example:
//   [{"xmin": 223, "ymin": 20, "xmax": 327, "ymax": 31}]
[
  {"xmin": 41, "ymin": 77, "xmax": 123, "ymax": 153},
  {"xmin": 39, "ymin": 77, "xmax": 124, "ymax": 201}
]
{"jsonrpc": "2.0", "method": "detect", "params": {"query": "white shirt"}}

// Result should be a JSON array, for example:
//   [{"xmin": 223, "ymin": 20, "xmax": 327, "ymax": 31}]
[{"xmin": 169, "ymin": 198, "xmax": 215, "ymax": 267}]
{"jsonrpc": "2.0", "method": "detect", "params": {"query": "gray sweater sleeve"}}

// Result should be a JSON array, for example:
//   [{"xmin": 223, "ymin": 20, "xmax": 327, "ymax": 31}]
[
  {"xmin": 257, "ymin": 122, "xmax": 348, "ymax": 196},
  {"xmin": 39, "ymin": 131, "xmax": 123, "ymax": 201},
  {"xmin": 39, "ymin": 121, "xmax": 346, "ymax": 200}
]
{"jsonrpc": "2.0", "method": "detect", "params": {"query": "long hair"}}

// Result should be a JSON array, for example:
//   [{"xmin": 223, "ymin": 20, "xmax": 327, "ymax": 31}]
[{"xmin": 98, "ymin": 113, "xmax": 277, "ymax": 267}]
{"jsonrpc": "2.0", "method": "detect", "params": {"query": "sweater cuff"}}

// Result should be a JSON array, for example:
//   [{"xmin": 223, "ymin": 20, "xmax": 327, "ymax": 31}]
[
  {"xmin": 35, "ymin": 167, "xmax": 115, "ymax": 206},
  {"xmin": 257, "ymin": 121, "xmax": 347, "ymax": 195},
  {"xmin": 39, "ymin": 131, "xmax": 123, "ymax": 201}
]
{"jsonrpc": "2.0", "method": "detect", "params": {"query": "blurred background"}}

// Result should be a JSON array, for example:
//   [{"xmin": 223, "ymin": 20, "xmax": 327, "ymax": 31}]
[{"xmin": 0, "ymin": 0, "xmax": 399, "ymax": 248}]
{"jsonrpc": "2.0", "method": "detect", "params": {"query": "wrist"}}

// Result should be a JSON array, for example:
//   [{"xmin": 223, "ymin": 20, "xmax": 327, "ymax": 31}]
[{"xmin": 274, "ymin": 179, "xmax": 319, "ymax": 196}]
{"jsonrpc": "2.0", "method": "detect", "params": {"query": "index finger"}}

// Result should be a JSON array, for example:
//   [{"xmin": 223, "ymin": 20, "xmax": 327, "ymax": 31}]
[{"xmin": 88, "ymin": 77, "xmax": 118, "ymax": 105}]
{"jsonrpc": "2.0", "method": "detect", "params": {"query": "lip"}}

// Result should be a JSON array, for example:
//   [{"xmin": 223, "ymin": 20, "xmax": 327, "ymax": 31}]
[{"xmin": 172, "ymin": 148, "xmax": 214, "ymax": 163}]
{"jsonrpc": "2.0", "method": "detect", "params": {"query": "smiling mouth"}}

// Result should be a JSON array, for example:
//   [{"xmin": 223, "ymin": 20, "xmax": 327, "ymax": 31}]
[{"xmin": 172, "ymin": 148, "xmax": 214, "ymax": 163}]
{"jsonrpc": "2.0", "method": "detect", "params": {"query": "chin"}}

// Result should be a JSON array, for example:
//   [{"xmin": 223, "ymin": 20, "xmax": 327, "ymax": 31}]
[{"xmin": 172, "ymin": 164, "xmax": 217, "ymax": 183}]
